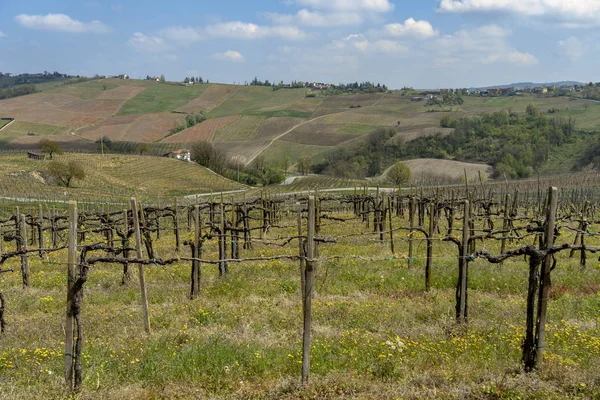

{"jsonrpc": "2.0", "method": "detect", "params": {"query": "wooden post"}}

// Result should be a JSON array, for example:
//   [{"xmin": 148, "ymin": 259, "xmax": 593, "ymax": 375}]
[
  {"xmin": 457, "ymin": 200, "xmax": 470, "ymax": 322},
  {"xmin": 425, "ymin": 202, "xmax": 434, "ymax": 292},
  {"xmin": 500, "ymin": 194, "xmax": 510, "ymax": 264},
  {"xmin": 298, "ymin": 203, "xmax": 305, "ymax": 302},
  {"xmin": 19, "ymin": 214, "xmax": 30, "ymax": 289},
  {"xmin": 533, "ymin": 186, "xmax": 558, "ymax": 371},
  {"xmin": 122, "ymin": 210, "xmax": 133, "ymax": 284},
  {"xmin": 190, "ymin": 205, "xmax": 201, "ymax": 299},
  {"xmin": 301, "ymin": 196, "xmax": 316, "ymax": 385},
  {"xmin": 131, "ymin": 198, "xmax": 151, "ymax": 334},
  {"xmin": 387, "ymin": 196, "xmax": 394, "ymax": 254},
  {"xmin": 219, "ymin": 201, "xmax": 228, "ymax": 276},
  {"xmin": 64, "ymin": 201, "xmax": 77, "ymax": 389},
  {"xmin": 408, "ymin": 196, "xmax": 414, "ymax": 267},
  {"xmin": 38, "ymin": 204, "xmax": 44, "ymax": 256},
  {"xmin": 173, "ymin": 198, "xmax": 180, "ymax": 252}
]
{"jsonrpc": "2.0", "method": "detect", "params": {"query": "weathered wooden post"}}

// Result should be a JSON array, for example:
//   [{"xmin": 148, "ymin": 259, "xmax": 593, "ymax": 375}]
[
  {"xmin": 500, "ymin": 194, "xmax": 510, "ymax": 264},
  {"xmin": 387, "ymin": 196, "xmax": 394, "ymax": 254},
  {"xmin": 190, "ymin": 205, "xmax": 201, "ymax": 299},
  {"xmin": 38, "ymin": 204, "xmax": 44, "ymax": 256},
  {"xmin": 301, "ymin": 196, "xmax": 317, "ymax": 384},
  {"xmin": 64, "ymin": 201, "xmax": 77, "ymax": 390},
  {"xmin": 297, "ymin": 202, "xmax": 305, "ymax": 303},
  {"xmin": 457, "ymin": 200, "xmax": 470, "ymax": 322},
  {"xmin": 173, "ymin": 198, "xmax": 180, "ymax": 252},
  {"xmin": 131, "ymin": 198, "xmax": 151, "ymax": 334},
  {"xmin": 19, "ymin": 214, "xmax": 30, "ymax": 288},
  {"xmin": 425, "ymin": 202, "xmax": 434, "ymax": 292},
  {"xmin": 533, "ymin": 186, "xmax": 558, "ymax": 371},
  {"xmin": 408, "ymin": 195, "xmax": 414, "ymax": 267}
]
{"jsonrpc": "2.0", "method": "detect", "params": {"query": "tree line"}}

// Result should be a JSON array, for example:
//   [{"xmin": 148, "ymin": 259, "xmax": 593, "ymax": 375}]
[{"xmin": 312, "ymin": 105, "xmax": 581, "ymax": 180}]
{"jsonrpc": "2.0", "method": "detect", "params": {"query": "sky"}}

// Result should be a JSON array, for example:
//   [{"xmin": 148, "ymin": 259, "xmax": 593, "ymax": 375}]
[{"xmin": 0, "ymin": 0, "xmax": 599, "ymax": 89}]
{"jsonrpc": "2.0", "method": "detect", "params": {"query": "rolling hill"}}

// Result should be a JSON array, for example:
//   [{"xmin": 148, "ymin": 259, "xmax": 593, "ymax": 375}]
[{"xmin": 1, "ymin": 77, "xmax": 600, "ymax": 187}]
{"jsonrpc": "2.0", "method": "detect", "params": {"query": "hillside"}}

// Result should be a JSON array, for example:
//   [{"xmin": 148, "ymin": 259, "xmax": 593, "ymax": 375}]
[
  {"xmin": 1, "ymin": 78, "xmax": 600, "ymax": 184},
  {"xmin": 0, "ymin": 153, "xmax": 245, "ymax": 202}
]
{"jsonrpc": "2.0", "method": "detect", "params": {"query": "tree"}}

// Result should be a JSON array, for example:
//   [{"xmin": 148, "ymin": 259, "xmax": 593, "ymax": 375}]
[
  {"xmin": 281, "ymin": 156, "xmax": 291, "ymax": 177},
  {"xmin": 39, "ymin": 139, "xmax": 63, "ymax": 160},
  {"xmin": 159, "ymin": 74, "xmax": 165, "ymax": 83},
  {"xmin": 387, "ymin": 162, "xmax": 412, "ymax": 185},
  {"xmin": 297, "ymin": 157, "xmax": 311, "ymax": 175},
  {"xmin": 138, "ymin": 143, "xmax": 150, "ymax": 155},
  {"xmin": 47, "ymin": 160, "xmax": 85, "ymax": 187}
]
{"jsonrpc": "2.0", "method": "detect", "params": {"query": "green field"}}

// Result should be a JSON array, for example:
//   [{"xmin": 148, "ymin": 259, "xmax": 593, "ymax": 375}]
[
  {"xmin": 262, "ymin": 140, "xmax": 331, "ymax": 167},
  {"xmin": 117, "ymin": 83, "xmax": 210, "ymax": 115},
  {"xmin": 213, "ymin": 116, "xmax": 266, "ymax": 142},
  {"xmin": 43, "ymin": 81, "xmax": 120, "ymax": 99},
  {"xmin": 337, "ymin": 123, "xmax": 381, "ymax": 135},
  {"xmin": 0, "ymin": 121, "xmax": 68, "ymax": 143},
  {"xmin": 0, "ymin": 119, "xmax": 12, "ymax": 129}
]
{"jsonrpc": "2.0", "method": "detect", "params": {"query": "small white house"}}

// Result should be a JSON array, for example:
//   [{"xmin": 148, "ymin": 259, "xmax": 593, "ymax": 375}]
[{"xmin": 164, "ymin": 149, "xmax": 191, "ymax": 162}]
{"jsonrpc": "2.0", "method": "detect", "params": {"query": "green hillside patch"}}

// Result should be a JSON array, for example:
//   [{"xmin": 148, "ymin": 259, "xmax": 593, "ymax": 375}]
[
  {"xmin": 43, "ymin": 81, "xmax": 120, "ymax": 99},
  {"xmin": 117, "ymin": 83, "xmax": 210, "ymax": 115},
  {"xmin": 213, "ymin": 115, "xmax": 266, "ymax": 142},
  {"xmin": 338, "ymin": 124, "xmax": 380, "ymax": 135},
  {"xmin": 245, "ymin": 110, "xmax": 311, "ymax": 118},
  {"xmin": 1, "ymin": 121, "xmax": 67, "ymax": 141},
  {"xmin": 207, "ymin": 86, "xmax": 273, "ymax": 117},
  {"xmin": 262, "ymin": 140, "xmax": 330, "ymax": 165}
]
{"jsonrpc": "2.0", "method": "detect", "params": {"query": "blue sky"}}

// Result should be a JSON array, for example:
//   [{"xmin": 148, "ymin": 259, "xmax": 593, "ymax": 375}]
[{"xmin": 0, "ymin": 0, "xmax": 598, "ymax": 88}]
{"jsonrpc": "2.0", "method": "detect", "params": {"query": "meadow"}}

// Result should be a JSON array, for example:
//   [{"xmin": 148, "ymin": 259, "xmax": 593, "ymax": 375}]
[{"xmin": 1, "ymin": 190, "xmax": 600, "ymax": 399}]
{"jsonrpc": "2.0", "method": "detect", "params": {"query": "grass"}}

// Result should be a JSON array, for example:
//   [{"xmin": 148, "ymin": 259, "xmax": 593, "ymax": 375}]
[
  {"xmin": 261, "ymin": 140, "xmax": 330, "ymax": 166},
  {"xmin": 245, "ymin": 110, "xmax": 312, "ymax": 119},
  {"xmin": 0, "ymin": 153, "xmax": 245, "ymax": 202},
  {"xmin": 0, "ymin": 119, "xmax": 12, "ymax": 129},
  {"xmin": 43, "ymin": 81, "xmax": 120, "ymax": 99},
  {"xmin": 337, "ymin": 123, "xmax": 380, "ymax": 135},
  {"xmin": 213, "ymin": 116, "xmax": 266, "ymax": 142},
  {"xmin": 0, "ymin": 121, "xmax": 67, "ymax": 140},
  {"xmin": 1, "ymin": 205, "xmax": 600, "ymax": 398},
  {"xmin": 117, "ymin": 83, "xmax": 209, "ymax": 115}
]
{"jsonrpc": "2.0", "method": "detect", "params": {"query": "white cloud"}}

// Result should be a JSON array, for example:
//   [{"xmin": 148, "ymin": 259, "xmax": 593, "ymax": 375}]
[
  {"xmin": 128, "ymin": 32, "xmax": 169, "ymax": 52},
  {"xmin": 382, "ymin": 18, "xmax": 437, "ymax": 39},
  {"xmin": 429, "ymin": 25, "xmax": 538, "ymax": 66},
  {"xmin": 485, "ymin": 51, "xmax": 539, "ymax": 65},
  {"xmin": 212, "ymin": 50, "xmax": 245, "ymax": 63},
  {"xmin": 295, "ymin": 0, "xmax": 394, "ymax": 13},
  {"xmin": 15, "ymin": 13, "xmax": 110, "ymax": 33},
  {"xmin": 159, "ymin": 26, "xmax": 202, "ymax": 43},
  {"xmin": 557, "ymin": 36, "xmax": 583, "ymax": 60},
  {"xmin": 205, "ymin": 21, "xmax": 306, "ymax": 40},
  {"xmin": 0, "ymin": 32, "xmax": 6, "ymax": 38},
  {"xmin": 342, "ymin": 34, "xmax": 408, "ymax": 55},
  {"xmin": 264, "ymin": 9, "xmax": 363, "ymax": 27},
  {"xmin": 438, "ymin": 0, "xmax": 600, "ymax": 27}
]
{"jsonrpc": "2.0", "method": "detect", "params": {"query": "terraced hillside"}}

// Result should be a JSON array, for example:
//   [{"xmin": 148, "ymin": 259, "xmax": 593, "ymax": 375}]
[{"xmin": 2, "ymin": 78, "xmax": 600, "ymax": 180}]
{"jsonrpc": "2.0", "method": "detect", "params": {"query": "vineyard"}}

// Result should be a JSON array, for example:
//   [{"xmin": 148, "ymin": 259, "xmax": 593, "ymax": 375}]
[
  {"xmin": 0, "ymin": 154, "xmax": 245, "ymax": 202},
  {"xmin": 1, "ymin": 181, "xmax": 600, "ymax": 398}
]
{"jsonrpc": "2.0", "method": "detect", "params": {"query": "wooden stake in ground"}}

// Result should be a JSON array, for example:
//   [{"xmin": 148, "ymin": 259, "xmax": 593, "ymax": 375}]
[
  {"xmin": 19, "ymin": 214, "xmax": 29, "ymax": 288},
  {"xmin": 457, "ymin": 200, "xmax": 470, "ymax": 322},
  {"xmin": 425, "ymin": 202, "xmax": 435, "ymax": 292},
  {"xmin": 533, "ymin": 186, "xmax": 558, "ymax": 371},
  {"xmin": 131, "ymin": 198, "xmax": 151, "ymax": 334},
  {"xmin": 301, "ymin": 196, "xmax": 316, "ymax": 385},
  {"xmin": 64, "ymin": 201, "xmax": 77, "ymax": 389}
]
